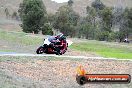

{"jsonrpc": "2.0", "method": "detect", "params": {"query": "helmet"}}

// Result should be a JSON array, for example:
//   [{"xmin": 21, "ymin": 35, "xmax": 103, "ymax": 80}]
[{"xmin": 56, "ymin": 33, "xmax": 66, "ymax": 40}]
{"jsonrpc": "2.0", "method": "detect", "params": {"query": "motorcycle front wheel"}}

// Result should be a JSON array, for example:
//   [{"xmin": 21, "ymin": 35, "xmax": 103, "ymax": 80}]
[{"xmin": 36, "ymin": 46, "xmax": 45, "ymax": 54}]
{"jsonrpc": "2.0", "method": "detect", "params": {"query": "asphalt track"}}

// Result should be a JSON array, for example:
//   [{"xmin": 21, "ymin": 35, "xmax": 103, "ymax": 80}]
[{"xmin": 0, "ymin": 52, "xmax": 132, "ymax": 61}]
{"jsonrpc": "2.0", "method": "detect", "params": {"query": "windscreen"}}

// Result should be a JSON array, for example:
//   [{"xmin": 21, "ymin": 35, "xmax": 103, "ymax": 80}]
[{"xmin": 48, "ymin": 36, "xmax": 56, "ymax": 42}]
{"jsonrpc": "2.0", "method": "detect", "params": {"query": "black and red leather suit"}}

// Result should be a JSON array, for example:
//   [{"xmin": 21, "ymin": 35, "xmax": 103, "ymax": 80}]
[{"xmin": 53, "ymin": 35, "xmax": 67, "ymax": 54}]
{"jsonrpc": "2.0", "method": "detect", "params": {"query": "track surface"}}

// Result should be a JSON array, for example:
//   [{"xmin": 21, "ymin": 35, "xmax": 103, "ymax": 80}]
[{"xmin": 0, "ymin": 52, "xmax": 132, "ymax": 61}]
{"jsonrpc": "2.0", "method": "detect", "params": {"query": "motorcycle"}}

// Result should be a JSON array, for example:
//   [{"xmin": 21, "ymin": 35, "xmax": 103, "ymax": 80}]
[{"xmin": 36, "ymin": 36, "xmax": 68, "ymax": 55}]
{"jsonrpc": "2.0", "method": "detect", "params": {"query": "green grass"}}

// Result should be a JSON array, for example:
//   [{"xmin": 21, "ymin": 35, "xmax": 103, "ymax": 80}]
[
  {"xmin": 0, "ymin": 50, "xmax": 14, "ymax": 52},
  {"xmin": 0, "ymin": 29, "xmax": 132, "ymax": 59},
  {"xmin": 70, "ymin": 41, "xmax": 132, "ymax": 59},
  {"xmin": 0, "ymin": 29, "xmax": 42, "ymax": 45}
]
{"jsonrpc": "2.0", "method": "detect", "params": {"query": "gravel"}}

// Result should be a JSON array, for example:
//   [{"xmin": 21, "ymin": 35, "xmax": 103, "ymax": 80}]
[{"xmin": 0, "ymin": 56, "xmax": 132, "ymax": 88}]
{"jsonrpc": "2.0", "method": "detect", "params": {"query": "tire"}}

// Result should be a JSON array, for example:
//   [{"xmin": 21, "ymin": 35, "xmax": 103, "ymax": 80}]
[
  {"xmin": 55, "ymin": 52, "xmax": 60, "ymax": 55},
  {"xmin": 67, "ymin": 43, "xmax": 68, "ymax": 48},
  {"xmin": 76, "ymin": 75, "xmax": 86, "ymax": 85},
  {"xmin": 62, "ymin": 50, "xmax": 67, "ymax": 54},
  {"xmin": 36, "ymin": 46, "xmax": 45, "ymax": 54}
]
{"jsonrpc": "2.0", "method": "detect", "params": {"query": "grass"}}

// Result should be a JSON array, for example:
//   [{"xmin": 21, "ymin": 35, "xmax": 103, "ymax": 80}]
[
  {"xmin": 0, "ymin": 56, "xmax": 82, "ymax": 63},
  {"xmin": 70, "ymin": 40, "xmax": 132, "ymax": 59},
  {"xmin": 0, "ymin": 50, "xmax": 14, "ymax": 52},
  {"xmin": 0, "ymin": 29, "xmax": 42, "ymax": 45},
  {"xmin": 0, "ymin": 29, "xmax": 132, "ymax": 59}
]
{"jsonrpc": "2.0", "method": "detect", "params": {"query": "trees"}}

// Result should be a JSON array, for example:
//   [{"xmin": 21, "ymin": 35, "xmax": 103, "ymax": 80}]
[
  {"xmin": 98, "ymin": 7, "xmax": 113, "ymax": 41},
  {"xmin": 91, "ymin": 0, "xmax": 105, "ymax": 11},
  {"xmin": 53, "ymin": 5, "xmax": 79, "ymax": 37},
  {"xmin": 42, "ymin": 23, "xmax": 53, "ymax": 35},
  {"xmin": 68, "ymin": 0, "xmax": 73, "ymax": 7},
  {"xmin": 5, "ymin": 8, "xmax": 10, "ymax": 18},
  {"xmin": 18, "ymin": 0, "xmax": 51, "ymax": 34},
  {"xmin": 12, "ymin": 12, "xmax": 19, "ymax": 20},
  {"xmin": 117, "ymin": 8, "xmax": 132, "ymax": 42},
  {"xmin": 18, "ymin": 0, "xmax": 131, "ymax": 41},
  {"xmin": 90, "ymin": 0, "xmax": 115, "ymax": 41},
  {"xmin": 84, "ymin": 1, "xmax": 115, "ymax": 41},
  {"xmin": 79, "ymin": 22, "xmax": 95, "ymax": 39},
  {"xmin": 47, "ymin": 13, "xmax": 55, "ymax": 25},
  {"xmin": 100, "ymin": 7, "xmax": 113, "ymax": 32},
  {"xmin": 86, "ymin": 6, "xmax": 97, "ymax": 27},
  {"xmin": 12, "ymin": 12, "xmax": 17, "ymax": 19}
]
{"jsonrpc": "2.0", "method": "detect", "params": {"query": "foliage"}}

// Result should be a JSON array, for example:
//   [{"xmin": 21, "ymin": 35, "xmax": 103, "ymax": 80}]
[
  {"xmin": 42, "ymin": 23, "xmax": 53, "ymax": 35},
  {"xmin": 115, "ymin": 8, "xmax": 132, "ymax": 42},
  {"xmin": 53, "ymin": 5, "xmax": 79, "ymax": 37},
  {"xmin": 12, "ymin": 12, "xmax": 17, "ymax": 18},
  {"xmin": 47, "ymin": 13, "xmax": 56, "ymax": 24},
  {"xmin": 18, "ymin": 0, "xmax": 132, "ymax": 41},
  {"xmin": 68, "ymin": 0, "xmax": 73, "ymax": 7},
  {"xmin": 5, "ymin": 8, "xmax": 10, "ymax": 18},
  {"xmin": 95, "ymin": 7, "xmax": 113, "ymax": 41},
  {"xmin": 12, "ymin": 12, "xmax": 19, "ymax": 20},
  {"xmin": 100, "ymin": 7, "xmax": 113, "ymax": 32},
  {"xmin": 121, "ymin": 8, "xmax": 132, "ymax": 36},
  {"xmin": 91, "ymin": 0, "xmax": 105, "ymax": 10},
  {"xmin": 108, "ymin": 32, "xmax": 116, "ymax": 42},
  {"xmin": 18, "ymin": 0, "xmax": 48, "ymax": 34}
]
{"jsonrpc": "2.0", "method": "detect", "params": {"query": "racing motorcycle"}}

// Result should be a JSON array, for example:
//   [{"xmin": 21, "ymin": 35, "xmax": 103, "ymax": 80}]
[{"xmin": 36, "ymin": 36, "xmax": 68, "ymax": 55}]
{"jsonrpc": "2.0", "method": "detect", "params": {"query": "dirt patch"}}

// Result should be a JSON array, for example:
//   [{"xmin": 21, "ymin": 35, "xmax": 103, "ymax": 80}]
[{"xmin": 0, "ymin": 57, "xmax": 132, "ymax": 88}]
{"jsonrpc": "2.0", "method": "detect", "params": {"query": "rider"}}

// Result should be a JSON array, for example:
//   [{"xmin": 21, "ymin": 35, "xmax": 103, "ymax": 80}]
[{"xmin": 54, "ymin": 33, "xmax": 67, "ymax": 55}]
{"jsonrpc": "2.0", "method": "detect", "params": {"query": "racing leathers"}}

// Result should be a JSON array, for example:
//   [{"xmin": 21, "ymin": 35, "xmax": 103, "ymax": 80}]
[{"xmin": 54, "ymin": 39, "xmax": 67, "ymax": 54}]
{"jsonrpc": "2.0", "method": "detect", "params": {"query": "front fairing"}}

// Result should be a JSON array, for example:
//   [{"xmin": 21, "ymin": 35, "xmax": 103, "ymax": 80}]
[
  {"xmin": 43, "ymin": 36, "xmax": 56, "ymax": 45},
  {"xmin": 43, "ymin": 38, "xmax": 51, "ymax": 45}
]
